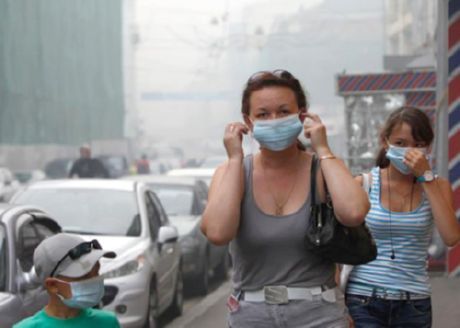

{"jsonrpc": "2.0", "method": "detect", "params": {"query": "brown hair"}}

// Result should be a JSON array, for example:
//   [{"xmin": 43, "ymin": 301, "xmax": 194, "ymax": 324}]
[
  {"xmin": 241, "ymin": 70, "xmax": 309, "ymax": 116},
  {"xmin": 376, "ymin": 106, "xmax": 434, "ymax": 168}
]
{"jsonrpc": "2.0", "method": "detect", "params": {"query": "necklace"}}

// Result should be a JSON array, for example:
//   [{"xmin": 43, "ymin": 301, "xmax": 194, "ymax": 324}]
[
  {"xmin": 261, "ymin": 152, "xmax": 302, "ymax": 216},
  {"xmin": 386, "ymin": 169, "xmax": 415, "ymax": 260}
]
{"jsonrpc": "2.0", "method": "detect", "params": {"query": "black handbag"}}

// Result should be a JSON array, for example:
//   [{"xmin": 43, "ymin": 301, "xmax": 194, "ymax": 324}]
[{"xmin": 304, "ymin": 156, "xmax": 377, "ymax": 265}]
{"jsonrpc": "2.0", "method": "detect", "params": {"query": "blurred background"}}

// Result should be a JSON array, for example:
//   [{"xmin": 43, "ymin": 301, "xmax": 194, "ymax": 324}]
[{"xmin": 1, "ymin": 0, "xmax": 460, "ymax": 327}]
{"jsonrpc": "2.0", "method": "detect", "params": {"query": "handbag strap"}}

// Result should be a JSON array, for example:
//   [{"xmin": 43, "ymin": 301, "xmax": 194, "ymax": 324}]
[{"xmin": 310, "ymin": 154, "xmax": 318, "ymax": 205}]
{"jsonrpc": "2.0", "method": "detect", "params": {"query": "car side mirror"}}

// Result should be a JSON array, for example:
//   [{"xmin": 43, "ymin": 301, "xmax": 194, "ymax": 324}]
[{"xmin": 158, "ymin": 226, "xmax": 178, "ymax": 244}]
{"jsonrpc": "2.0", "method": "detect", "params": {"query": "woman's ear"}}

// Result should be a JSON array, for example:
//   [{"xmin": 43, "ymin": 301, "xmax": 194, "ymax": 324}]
[
  {"xmin": 381, "ymin": 137, "xmax": 389, "ymax": 151},
  {"xmin": 299, "ymin": 108, "xmax": 307, "ymax": 122},
  {"xmin": 243, "ymin": 114, "xmax": 253, "ymax": 130}
]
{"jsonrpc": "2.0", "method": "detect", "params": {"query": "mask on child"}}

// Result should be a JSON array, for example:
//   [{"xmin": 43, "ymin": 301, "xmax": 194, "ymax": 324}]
[{"xmin": 57, "ymin": 276, "xmax": 104, "ymax": 309}]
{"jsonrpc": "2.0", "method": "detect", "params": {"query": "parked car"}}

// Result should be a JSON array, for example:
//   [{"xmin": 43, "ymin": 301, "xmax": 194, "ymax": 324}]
[
  {"xmin": 43, "ymin": 158, "xmax": 75, "ymax": 179},
  {"xmin": 11, "ymin": 179, "xmax": 183, "ymax": 328},
  {"xmin": 0, "ymin": 168, "xmax": 21, "ymax": 202},
  {"xmin": 96, "ymin": 155, "xmax": 129, "ymax": 178},
  {"xmin": 13, "ymin": 170, "xmax": 46, "ymax": 185},
  {"xmin": 124, "ymin": 175, "xmax": 230, "ymax": 295},
  {"xmin": 0, "ymin": 204, "xmax": 61, "ymax": 328},
  {"xmin": 166, "ymin": 168, "xmax": 215, "ymax": 186}
]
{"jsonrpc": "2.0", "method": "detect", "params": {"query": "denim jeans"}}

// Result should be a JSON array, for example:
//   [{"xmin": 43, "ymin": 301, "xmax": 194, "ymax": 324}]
[{"xmin": 346, "ymin": 294, "xmax": 432, "ymax": 328}]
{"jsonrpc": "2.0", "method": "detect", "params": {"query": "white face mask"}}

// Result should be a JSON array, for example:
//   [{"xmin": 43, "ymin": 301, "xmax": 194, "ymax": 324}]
[
  {"xmin": 385, "ymin": 143, "xmax": 428, "ymax": 175},
  {"xmin": 251, "ymin": 114, "xmax": 303, "ymax": 152},
  {"xmin": 56, "ymin": 276, "xmax": 105, "ymax": 309}
]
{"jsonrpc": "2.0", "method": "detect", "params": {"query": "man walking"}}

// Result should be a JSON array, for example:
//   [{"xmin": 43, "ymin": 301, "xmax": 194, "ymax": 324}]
[{"xmin": 68, "ymin": 144, "xmax": 109, "ymax": 178}]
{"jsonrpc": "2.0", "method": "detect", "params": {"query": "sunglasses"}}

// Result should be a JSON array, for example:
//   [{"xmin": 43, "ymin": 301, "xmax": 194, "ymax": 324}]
[
  {"xmin": 50, "ymin": 240, "xmax": 102, "ymax": 277},
  {"xmin": 247, "ymin": 69, "xmax": 295, "ymax": 82}
]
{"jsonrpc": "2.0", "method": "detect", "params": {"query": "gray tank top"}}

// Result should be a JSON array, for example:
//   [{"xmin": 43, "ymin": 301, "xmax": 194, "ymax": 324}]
[{"xmin": 230, "ymin": 155, "xmax": 335, "ymax": 292}]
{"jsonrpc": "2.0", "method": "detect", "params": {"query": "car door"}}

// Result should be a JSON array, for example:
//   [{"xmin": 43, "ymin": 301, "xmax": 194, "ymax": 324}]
[
  {"xmin": 150, "ymin": 192, "xmax": 178, "ymax": 295},
  {"xmin": 144, "ymin": 192, "xmax": 172, "ymax": 310},
  {"xmin": 14, "ymin": 214, "xmax": 57, "ymax": 317},
  {"xmin": 195, "ymin": 181, "xmax": 224, "ymax": 268}
]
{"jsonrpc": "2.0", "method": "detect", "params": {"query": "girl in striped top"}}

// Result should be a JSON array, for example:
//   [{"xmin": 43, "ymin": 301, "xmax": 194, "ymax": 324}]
[{"xmin": 346, "ymin": 107, "xmax": 460, "ymax": 328}]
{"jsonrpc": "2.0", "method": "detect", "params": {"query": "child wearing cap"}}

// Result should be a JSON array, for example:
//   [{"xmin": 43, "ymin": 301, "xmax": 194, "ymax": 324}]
[{"xmin": 13, "ymin": 233, "xmax": 120, "ymax": 328}]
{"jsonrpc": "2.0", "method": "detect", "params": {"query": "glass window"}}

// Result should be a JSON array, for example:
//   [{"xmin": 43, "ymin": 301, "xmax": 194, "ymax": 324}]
[
  {"xmin": 0, "ymin": 225, "xmax": 7, "ymax": 291},
  {"xmin": 145, "ymin": 193, "xmax": 161, "ymax": 239},
  {"xmin": 151, "ymin": 185, "xmax": 194, "ymax": 216},
  {"xmin": 14, "ymin": 189, "xmax": 140, "ymax": 236},
  {"xmin": 16, "ymin": 216, "xmax": 54, "ymax": 272},
  {"xmin": 149, "ymin": 192, "xmax": 169, "ymax": 225}
]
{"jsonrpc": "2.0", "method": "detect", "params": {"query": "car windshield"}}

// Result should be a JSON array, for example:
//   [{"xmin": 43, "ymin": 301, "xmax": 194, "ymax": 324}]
[
  {"xmin": 0, "ymin": 225, "xmax": 7, "ymax": 292},
  {"xmin": 14, "ymin": 189, "xmax": 140, "ymax": 236},
  {"xmin": 151, "ymin": 185, "xmax": 194, "ymax": 216}
]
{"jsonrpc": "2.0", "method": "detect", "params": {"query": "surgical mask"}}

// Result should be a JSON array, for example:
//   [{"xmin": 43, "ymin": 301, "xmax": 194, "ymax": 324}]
[
  {"xmin": 57, "ymin": 276, "xmax": 105, "ymax": 309},
  {"xmin": 252, "ymin": 114, "xmax": 303, "ymax": 151},
  {"xmin": 385, "ymin": 144, "xmax": 427, "ymax": 175}
]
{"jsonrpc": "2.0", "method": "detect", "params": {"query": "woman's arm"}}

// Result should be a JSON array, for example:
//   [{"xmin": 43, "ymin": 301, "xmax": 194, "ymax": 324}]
[
  {"xmin": 404, "ymin": 149, "xmax": 460, "ymax": 246},
  {"xmin": 200, "ymin": 122, "xmax": 248, "ymax": 246},
  {"xmin": 320, "ymin": 157, "xmax": 370, "ymax": 227},
  {"xmin": 200, "ymin": 159, "xmax": 245, "ymax": 245},
  {"xmin": 422, "ymin": 178, "xmax": 460, "ymax": 246},
  {"xmin": 303, "ymin": 112, "xmax": 369, "ymax": 227}
]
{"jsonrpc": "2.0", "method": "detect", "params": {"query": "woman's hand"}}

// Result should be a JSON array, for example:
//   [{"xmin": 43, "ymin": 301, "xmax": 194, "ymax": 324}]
[
  {"xmin": 403, "ymin": 148, "xmax": 431, "ymax": 177},
  {"xmin": 223, "ymin": 122, "xmax": 249, "ymax": 160},
  {"xmin": 302, "ymin": 112, "xmax": 331, "ymax": 156}
]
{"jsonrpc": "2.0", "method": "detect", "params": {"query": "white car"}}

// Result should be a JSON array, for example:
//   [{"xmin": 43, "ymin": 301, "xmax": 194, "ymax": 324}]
[
  {"xmin": 124, "ymin": 175, "xmax": 230, "ymax": 295},
  {"xmin": 167, "ymin": 168, "xmax": 216, "ymax": 186},
  {"xmin": 0, "ymin": 168, "xmax": 21, "ymax": 202},
  {"xmin": 0, "ymin": 204, "xmax": 61, "ymax": 328},
  {"xmin": 11, "ymin": 179, "xmax": 183, "ymax": 328}
]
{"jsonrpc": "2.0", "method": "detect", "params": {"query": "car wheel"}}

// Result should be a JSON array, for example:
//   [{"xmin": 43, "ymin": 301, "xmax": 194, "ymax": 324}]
[
  {"xmin": 214, "ymin": 251, "xmax": 231, "ymax": 280},
  {"xmin": 166, "ymin": 267, "xmax": 184, "ymax": 318},
  {"xmin": 192, "ymin": 253, "xmax": 209, "ymax": 296},
  {"xmin": 144, "ymin": 282, "xmax": 159, "ymax": 328}
]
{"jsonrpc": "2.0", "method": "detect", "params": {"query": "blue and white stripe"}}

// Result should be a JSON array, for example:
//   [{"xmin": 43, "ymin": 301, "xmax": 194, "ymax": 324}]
[{"xmin": 347, "ymin": 167, "xmax": 433, "ymax": 298}]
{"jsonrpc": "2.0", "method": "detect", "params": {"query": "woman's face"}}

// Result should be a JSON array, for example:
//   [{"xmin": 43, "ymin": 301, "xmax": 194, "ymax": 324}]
[
  {"xmin": 386, "ymin": 122, "xmax": 429, "ymax": 149},
  {"xmin": 246, "ymin": 86, "xmax": 300, "ymax": 124}
]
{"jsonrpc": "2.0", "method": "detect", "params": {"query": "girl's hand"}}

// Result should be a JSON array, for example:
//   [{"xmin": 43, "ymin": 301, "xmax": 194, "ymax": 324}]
[
  {"xmin": 404, "ymin": 148, "xmax": 431, "ymax": 177},
  {"xmin": 223, "ymin": 122, "xmax": 249, "ymax": 160}
]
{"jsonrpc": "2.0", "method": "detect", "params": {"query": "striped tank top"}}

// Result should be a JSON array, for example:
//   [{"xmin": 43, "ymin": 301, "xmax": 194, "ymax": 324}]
[{"xmin": 347, "ymin": 167, "xmax": 433, "ymax": 298}]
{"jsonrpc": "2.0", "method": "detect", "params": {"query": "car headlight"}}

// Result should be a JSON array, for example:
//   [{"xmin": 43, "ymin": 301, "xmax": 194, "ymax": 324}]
[{"xmin": 102, "ymin": 255, "xmax": 145, "ymax": 279}]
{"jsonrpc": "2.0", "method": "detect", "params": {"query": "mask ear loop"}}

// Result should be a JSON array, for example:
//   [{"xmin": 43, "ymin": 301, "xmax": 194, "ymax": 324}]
[{"xmin": 248, "ymin": 131, "xmax": 258, "ymax": 156}]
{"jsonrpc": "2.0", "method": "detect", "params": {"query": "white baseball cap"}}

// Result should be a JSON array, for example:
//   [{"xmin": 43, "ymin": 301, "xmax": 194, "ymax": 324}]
[{"xmin": 33, "ymin": 233, "xmax": 116, "ymax": 282}]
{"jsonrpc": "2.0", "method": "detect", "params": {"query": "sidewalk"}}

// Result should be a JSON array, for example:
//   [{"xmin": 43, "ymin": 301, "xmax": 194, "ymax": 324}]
[{"xmin": 431, "ymin": 275, "xmax": 460, "ymax": 328}]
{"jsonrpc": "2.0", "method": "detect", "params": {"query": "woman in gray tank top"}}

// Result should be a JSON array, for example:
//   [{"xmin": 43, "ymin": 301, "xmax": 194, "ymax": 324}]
[{"xmin": 201, "ymin": 70, "xmax": 370, "ymax": 328}]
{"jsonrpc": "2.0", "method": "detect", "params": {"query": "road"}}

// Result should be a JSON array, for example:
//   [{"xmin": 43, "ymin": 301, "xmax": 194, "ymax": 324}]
[{"xmin": 165, "ymin": 274, "xmax": 460, "ymax": 328}]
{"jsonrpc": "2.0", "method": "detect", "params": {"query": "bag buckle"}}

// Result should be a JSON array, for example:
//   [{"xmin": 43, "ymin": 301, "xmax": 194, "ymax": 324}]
[{"xmin": 263, "ymin": 286, "xmax": 289, "ymax": 304}]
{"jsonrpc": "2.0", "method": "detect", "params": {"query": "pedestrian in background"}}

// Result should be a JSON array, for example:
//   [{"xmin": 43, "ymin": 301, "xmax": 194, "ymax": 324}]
[
  {"xmin": 201, "ymin": 70, "xmax": 370, "ymax": 327},
  {"xmin": 68, "ymin": 144, "xmax": 109, "ymax": 178},
  {"xmin": 136, "ymin": 154, "xmax": 151, "ymax": 174},
  {"xmin": 345, "ymin": 107, "xmax": 460, "ymax": 327},
  {"xmin": 13, "ymin": 233, "xmax": 120, "ymax": 328}
]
